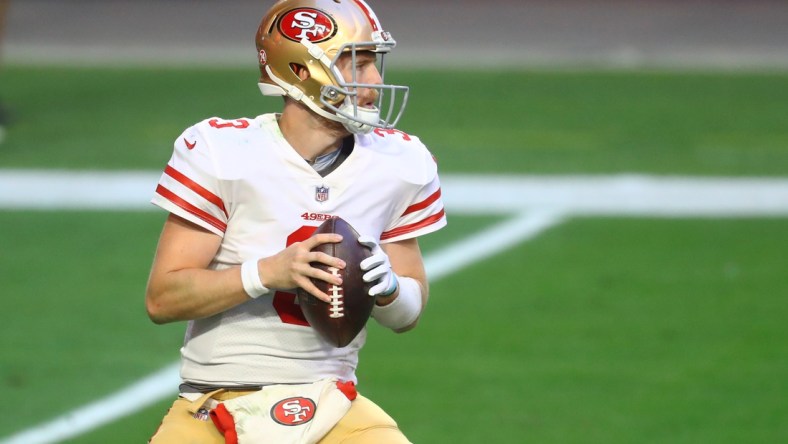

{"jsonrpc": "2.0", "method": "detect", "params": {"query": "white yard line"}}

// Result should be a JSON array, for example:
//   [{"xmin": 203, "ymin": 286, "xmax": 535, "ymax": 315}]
[
  {"xmin": 0, "ymin": 209, "xmax": 564, "ymax": 444},
  {"xmin": 439, "ymin": 174, "xmax": 788, "ymax": 216},
  {"xmin": 0, "ymin": 170, "xmax": 161, "ymax": 210},
  {"xmin": 0, "ymin": 364, "xmax": 181, "ymax": 444},
  {"xmin": 425, "ymin": 209, "xmax": 566, "ymax": 281},
  {"xmin": 3, "ymin": 170, "xmax": 788, "ymax": 215}
]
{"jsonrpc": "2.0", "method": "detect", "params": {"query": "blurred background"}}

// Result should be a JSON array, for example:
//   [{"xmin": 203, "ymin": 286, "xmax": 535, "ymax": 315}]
[
  {"xmin": 1, "ymin": 1, "xmax": 787, "ymax": 443},
  {"xmin": 5, "ymin": 0, "xmax": 788, "ymax": 69}
]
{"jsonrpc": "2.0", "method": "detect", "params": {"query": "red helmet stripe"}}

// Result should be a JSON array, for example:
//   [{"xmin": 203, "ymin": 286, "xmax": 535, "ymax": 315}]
[{"xmin": 350, "ymin": 0, "xmax": 380, "ymax": 31}]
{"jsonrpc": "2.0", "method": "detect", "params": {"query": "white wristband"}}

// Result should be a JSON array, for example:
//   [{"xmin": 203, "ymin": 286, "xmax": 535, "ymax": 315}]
[
  {"xmin": 371, "ymin": 276, "xmax": 422, "ymax": 330},
  {"xmin": 241, "ymin": 259, "xmax": 270, "ymax": 299}
]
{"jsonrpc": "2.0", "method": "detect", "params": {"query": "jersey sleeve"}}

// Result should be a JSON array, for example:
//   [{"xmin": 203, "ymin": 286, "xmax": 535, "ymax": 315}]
[
  {"xmin": 150, "ymin": 124, "xmax": 228, "ymax": 236},
  {"xmin": 380, "ymin": 145, "xmax": 447, "ymax": 243}
]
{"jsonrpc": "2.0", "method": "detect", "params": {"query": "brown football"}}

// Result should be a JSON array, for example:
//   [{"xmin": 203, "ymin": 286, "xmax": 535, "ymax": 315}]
[{"xmin": 296, "ymin": 217, "xmax": 375, "ymax": 347}]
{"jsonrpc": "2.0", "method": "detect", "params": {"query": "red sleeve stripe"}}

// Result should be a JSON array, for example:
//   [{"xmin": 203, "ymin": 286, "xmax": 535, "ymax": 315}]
[
  {"xmin": 156, "ymin": 184, "xmax": 227, "ymax": 233},
  {"xmin": 401, "ymin": 188, "xmax": 442, "ymax": 217},
  {"xmin": 381, "ymin": 209, "xmax": 445, "ymax": 241},
  {"xmin": 164, "ymin": 165, "xmax": 227, "ymax": 217}
]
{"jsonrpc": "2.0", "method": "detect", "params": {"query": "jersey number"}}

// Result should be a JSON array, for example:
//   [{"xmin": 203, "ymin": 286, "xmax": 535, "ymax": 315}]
[
  {"xmin": 272, "ymin": 226, "xmax": 318, "ymax": 326},
  {"xmin": 374, "ymin": 128, "xmax": 411, "ymax": 141},
  {"xmin": 209, "ymin": 118, "xmax": 250, "ymax": 129}
]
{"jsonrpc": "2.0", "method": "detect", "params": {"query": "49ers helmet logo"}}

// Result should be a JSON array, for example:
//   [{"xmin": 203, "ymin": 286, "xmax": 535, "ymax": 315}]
[
  {"xmin": 279, "ymin": 8, "xmax": 337, "ymax": 43},
  {"xmin": 270, "ymin": 397, "xmax": 317, "ymax": 426}
]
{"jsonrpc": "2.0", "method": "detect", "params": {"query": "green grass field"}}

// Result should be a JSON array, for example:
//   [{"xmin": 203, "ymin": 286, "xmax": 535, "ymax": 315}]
[
  {"xmin": 2, "ymin": 67, "xmax": 788, "ymax": 175},
  {"xmin": 1, "ymin": 67, "xmax": 787, "ymax": 443}
]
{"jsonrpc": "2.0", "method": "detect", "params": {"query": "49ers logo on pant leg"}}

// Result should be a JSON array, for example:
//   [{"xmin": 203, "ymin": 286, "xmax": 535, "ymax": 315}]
[{"xmin": 270, "ymin": 397, "xmax": 317, "ymax": 426}]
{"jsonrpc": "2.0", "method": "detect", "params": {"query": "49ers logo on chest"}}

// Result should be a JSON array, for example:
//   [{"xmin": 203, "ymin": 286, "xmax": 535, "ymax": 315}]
[
  {"xmin": 271, "ymin": 397, "xmax": 317, "ymax": 426},
  {"xmin": 279, "ymin": 8, "xmax": 337, "ymax": 43}
]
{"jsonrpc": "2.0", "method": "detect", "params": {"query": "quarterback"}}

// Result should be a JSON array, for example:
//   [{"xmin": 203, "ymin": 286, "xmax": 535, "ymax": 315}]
[{"xmin": 145, "ymin": 0, "xmax": 446, "ymax": 443}]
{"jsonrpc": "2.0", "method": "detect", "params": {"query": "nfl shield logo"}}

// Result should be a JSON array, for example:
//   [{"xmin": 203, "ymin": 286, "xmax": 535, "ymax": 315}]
[{"xmin": 315, "ymin": 185, "xmax": 329, "ymax": 202}]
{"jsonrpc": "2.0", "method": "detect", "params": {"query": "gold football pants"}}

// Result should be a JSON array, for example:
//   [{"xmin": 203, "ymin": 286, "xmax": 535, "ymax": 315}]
[{"xmin": 148, "ymin": 389, "xmax": 412, "ymax": 443}]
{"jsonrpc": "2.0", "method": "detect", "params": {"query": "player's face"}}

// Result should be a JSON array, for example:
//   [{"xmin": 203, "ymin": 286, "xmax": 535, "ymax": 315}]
[{"xmin": 335, "ymin": 51, "xmax": 382, "ymax": 108}]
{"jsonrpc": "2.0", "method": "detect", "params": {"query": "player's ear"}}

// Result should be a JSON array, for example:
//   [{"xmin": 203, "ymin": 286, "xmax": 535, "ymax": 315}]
[{"xmin": 290, "ymin": 63, "xmax": 310, "ymax": 81}]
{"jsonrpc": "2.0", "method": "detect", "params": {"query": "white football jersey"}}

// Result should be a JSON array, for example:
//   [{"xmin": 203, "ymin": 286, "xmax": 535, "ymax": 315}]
[{"xmin": 151, "ymin": 113, "xmax": 446, "ymax": 387}]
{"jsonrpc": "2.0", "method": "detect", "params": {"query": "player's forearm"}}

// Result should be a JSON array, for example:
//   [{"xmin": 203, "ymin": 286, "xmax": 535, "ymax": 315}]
[
  {"xmin": 372, "ymin": 274, "xmax": 429, "ymax": 333},
  {"xmin": 372, "ymin": 239, "xmax": 431, "ymax": 333},
  {"xmin": 376, "ymin": 275, "xmax": 428, "ymax": 307},
  {"xmin": 393, "ymin": 276, "xmax": 428, "ymax": 333},
  {"xmin": 145, "ymin": 266, "xmax": 250, "ymax": 324}
]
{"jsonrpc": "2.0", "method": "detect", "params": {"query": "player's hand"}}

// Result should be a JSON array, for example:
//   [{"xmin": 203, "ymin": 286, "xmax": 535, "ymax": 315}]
[
  {"xmin": 259, "ymin": 233, "xmax": 345, "ymax": 303},
  {"xmin": 358, "ymin": 235, "xmax": 399, "ymax": 297}
]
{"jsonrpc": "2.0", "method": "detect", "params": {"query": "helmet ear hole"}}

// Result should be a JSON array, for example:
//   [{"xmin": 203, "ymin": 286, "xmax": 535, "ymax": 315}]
[{"xmin": 290, "ymin": 63, "xmax": 310, "ymax": 81}]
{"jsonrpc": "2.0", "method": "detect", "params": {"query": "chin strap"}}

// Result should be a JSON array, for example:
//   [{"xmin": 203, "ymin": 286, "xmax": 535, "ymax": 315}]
[
  {"xmin": 336, "ymin": 103, "xmax": 379, "ymax": 134},
  {"xmin": 258, "ymin": 72, "xmax": 340, "ymax": 125},
  {"xmin": 258, "ymin": 81, "xmax": 376, "ymax": 135}
]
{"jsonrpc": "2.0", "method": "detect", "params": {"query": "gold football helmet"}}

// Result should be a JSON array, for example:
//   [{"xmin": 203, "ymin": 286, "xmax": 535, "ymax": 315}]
[{"xmin": 255, "ymin": 0, "xmax": 409, "ymax": 134}]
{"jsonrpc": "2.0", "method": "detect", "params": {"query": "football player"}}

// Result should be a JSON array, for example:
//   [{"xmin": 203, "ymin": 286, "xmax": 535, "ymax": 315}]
[{"xmin": 146, "ymin": 0, "xmax": 446, "ymax": 443}]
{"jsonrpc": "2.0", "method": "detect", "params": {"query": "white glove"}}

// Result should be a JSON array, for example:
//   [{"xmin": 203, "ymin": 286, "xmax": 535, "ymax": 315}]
[{"xmin": 358, "ymin": 235, "xmax": 399, "ymax": 297}]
